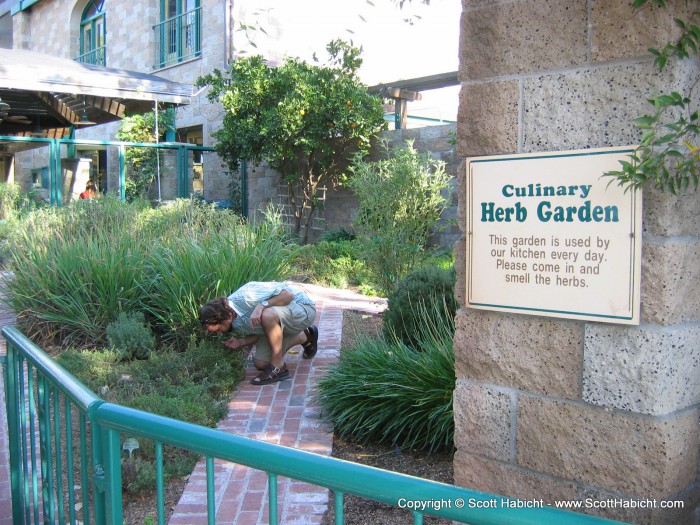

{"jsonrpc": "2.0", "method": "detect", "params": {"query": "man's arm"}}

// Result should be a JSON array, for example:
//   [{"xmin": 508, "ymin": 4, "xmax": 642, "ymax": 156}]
[{"xmin": 249, "ymin": 289, "xmax": 294, "ymax": 328}]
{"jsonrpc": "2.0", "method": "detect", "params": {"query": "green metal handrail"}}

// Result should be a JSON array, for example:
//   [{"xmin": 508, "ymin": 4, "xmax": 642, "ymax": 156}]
[{"xmin": 2, "ymin": 325, "xmax": 629, "ymax": 525}]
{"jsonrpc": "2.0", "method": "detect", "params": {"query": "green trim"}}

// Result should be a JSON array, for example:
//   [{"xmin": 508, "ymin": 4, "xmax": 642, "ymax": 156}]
[{"xmin": 11, "ymin": 0, "xmax": 42, "ymax": 15}]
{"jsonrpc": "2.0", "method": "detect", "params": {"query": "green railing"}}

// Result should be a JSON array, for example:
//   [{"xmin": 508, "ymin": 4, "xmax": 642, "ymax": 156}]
[
  {"xmin": 153, "ymin": 7, "xmax": 202, "ymax": 69},
  {"xmin": 1, "ymin": 325, "xmax": 629, "ymax": 525}
]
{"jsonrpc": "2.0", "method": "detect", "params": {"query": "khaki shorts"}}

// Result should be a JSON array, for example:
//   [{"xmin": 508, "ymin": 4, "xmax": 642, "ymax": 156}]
[{"xmin": 253, "ymin": 301, "xmax": 316, "ymax": 363}]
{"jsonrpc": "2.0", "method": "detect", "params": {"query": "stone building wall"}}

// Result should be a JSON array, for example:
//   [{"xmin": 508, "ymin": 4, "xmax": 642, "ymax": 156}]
[
  {"xmin": 244, "ymin": 123, "xmax": 460, "ymax": 247},
  {"xmin": 453, "ymin": 1, "xmax": 699, "ymax": 524},
  {"xmin": 10, "ymin": 0, "xmax": 232, "ymax": 201}
]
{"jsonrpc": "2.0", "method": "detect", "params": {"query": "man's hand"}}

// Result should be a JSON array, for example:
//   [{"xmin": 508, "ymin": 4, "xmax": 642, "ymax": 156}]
[
  {"xmin": 223, "ymin": 338, "xmax": 246, "ymax": 350},
  {"xmin": 250, "ymin": 304, "xmax": 265, "ymax": 329},
  {"xmin": 223, "ymin": 334, "xmax": 259, "ymax": 350}
]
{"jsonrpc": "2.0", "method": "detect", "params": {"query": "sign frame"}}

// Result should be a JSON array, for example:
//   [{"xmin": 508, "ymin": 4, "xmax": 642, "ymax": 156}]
[{"xmin": 466, "ymin": 146, "xmax": 642, "ymax": 325}]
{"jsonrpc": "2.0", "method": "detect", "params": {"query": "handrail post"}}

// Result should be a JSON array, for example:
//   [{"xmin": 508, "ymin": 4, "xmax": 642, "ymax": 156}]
[
  {"xmin": 91, "ymin": 419, "xmax": 107, "ymax": 525},
  {"xmin": 3, "ymin": 344, "xmax": 25, "ymax": 525},
  {"xmin": 102, "ymin": 427, "xmax": 124, "ymax": 525}
]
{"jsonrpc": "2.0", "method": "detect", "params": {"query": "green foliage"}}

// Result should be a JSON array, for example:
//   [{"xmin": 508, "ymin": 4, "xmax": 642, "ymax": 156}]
[
  {"xmin": 1, "ymin": 198, "xmax": 293, "ymax": 348},
  {"xmin": 291, "ymin": 239, "xmax": 371, "ymax": 290},
  {"xmin": 106, "ymin": 312, "xmax": 155, "ymax": 361},
  {"xmin": 116, "ymin": 109, "xmax": 176, "ymax": 201},
  {"xmin": 319, "ymin": 227, "xmax": 356, "ymax": 243},
  {"xmin": 606, "ymin": 1, "xmax": 699, "ymax": 193},
  {"xmin": 57, "ymin": 337, "xmax": 244, "ymax": 495},
  {"xmin": 316, "ymin": 300, "xmax": 455, "ymax": 452},
  {"xmin": 347, "ymin": 140, "xmax": 452, "ymax": 295},
  {"xmin": 141, "ymin": 204, "xmax": 296, "ymax": 346},
  {"xmin": 196, "ymin": 39, "xmax": 386, "ymax": 243},
  {"xmin": 383, "ymin": 266, "xmax": 458, "ymax": 349},
  {"xmin": 3, "ymin": 229, "xmax": 149, "ymax": 346}
]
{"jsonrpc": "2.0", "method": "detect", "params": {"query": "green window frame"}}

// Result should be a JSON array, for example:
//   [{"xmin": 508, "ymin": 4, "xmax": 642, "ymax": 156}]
[
  {"xmin": 155, "ymin": 0, "xmax": 201, "ymax": 68},
  {"xmin": 78, "ymin": 0, "xmax": 106, "ymax": 66}
]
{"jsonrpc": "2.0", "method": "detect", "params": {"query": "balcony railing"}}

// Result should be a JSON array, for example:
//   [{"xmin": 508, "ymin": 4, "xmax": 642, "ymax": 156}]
[
  {"xmin": 153, "ymin": 7, "xmax": 201, "ymax": 69},
  {"xmin": 75, "ymin": 46, "xmax": 106, "ymax": 66}
]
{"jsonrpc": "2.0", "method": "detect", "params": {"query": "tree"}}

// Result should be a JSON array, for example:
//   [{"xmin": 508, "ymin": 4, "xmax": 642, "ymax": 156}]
[
  {"xmin": 606, "ymin": 0, "xmax": 699, "ymax": 194},
  {"xmin": 196, "ymin": 40, "xmax": 387, "ymax": 243}
]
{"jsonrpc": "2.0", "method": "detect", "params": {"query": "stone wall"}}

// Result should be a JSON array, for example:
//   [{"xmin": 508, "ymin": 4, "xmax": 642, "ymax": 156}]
[
  {"xmin": 453, "ymin": 1, "xmax": 699, "ymax": 524},
  {"xmin": 245, "ymin": 123, "xmax": 460, "ymax": 247}
]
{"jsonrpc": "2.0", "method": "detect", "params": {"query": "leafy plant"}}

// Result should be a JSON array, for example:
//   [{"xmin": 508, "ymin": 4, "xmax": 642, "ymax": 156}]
[
  {"xmin": 196, "ymin": 39, "xmax": 386, "ymax": 243},
  {"xmin": 316, "ymin": 300, "xmax": 455, "ymax": 452},
  {"xmin": 57, "ymin": 336, "xmax": 244, "ymax": 495},
  {"xmin": 291, "ymin": 239, "xmax": 371, "ymax": 289},
  {"xmin": 1, "ymin": 198, "xmax": 293, "ymax": 348},
  {"xmin": 383, "ymin": 265, "xmax": 458, "ymax": 349},
  {"xmin": 605, "ymin": 0, "xmax": 699, "ymax": 193},
  {"xmin": 347, "ymin": 140, "xmax": 452, "ymax": 295},
  {"xmin": 106, "ymin": 312, "xmax": 156, "ymax": 361}
]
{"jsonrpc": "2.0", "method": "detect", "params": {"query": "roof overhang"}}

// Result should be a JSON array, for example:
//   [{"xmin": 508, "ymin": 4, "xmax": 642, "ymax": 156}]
[{"xmin": 0, "ymin": 48, "xmax": 192, "ymax": 139}]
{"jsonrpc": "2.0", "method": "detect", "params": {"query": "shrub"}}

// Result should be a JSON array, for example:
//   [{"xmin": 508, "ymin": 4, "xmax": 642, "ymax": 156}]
[
  {"xmin": 319, "ymin": 227, "xmax": 356, "ymax": 243},
  {"xmin": 140, "ymin": 207, "xmax": 296, "ymax": 346},
  {"xmin": 347, "ymin": 140, "xmax": 452, "ymax": 295},
  {"xmin": 106, "ymin": 312, "xmax": 155, "ymax": 361},
  {"xmin": 383, "ymin": 266, "xmax": 458, "ymax": 349},
  {"xmin": 316, "ymin": 300, "xmax": 455, "ymax": 452}
]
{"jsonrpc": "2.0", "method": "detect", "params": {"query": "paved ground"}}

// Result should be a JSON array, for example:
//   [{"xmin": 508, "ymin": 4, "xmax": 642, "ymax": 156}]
[{"xmin": 0, "ymin": 283, "xmax": 386, "ymax": 525}]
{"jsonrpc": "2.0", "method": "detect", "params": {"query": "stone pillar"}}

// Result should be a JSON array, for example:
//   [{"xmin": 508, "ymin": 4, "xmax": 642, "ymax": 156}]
[{"xmin": 453, "ymin": 1, "xmax": 700, "ymax": 523}]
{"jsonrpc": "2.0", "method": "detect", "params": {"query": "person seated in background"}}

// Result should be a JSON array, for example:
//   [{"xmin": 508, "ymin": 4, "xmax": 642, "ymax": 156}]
[
  {"xmin": 79, "ymin": 181, "xmax": 99, "ymax": 199},
  {"xmin": 199, "ymin": 281, "xmax": 318, "ymax": 385}
]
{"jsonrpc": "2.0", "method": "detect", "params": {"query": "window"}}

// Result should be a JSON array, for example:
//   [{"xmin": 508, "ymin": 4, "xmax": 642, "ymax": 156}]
[
  {"xmin": 155, "ymin": 0, "xmax": 201, "ymax": 68},
  {"xmin": 78, "ymin": 0, "xmax": 106, "ymax": 65}
]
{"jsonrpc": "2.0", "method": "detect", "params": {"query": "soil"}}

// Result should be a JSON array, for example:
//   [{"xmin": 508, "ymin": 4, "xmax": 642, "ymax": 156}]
[{"xmin": 122, "ymin": 309, "xmax": 454, "ymax": 524}]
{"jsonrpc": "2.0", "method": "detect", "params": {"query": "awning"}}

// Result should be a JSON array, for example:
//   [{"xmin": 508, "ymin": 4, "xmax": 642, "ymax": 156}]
[{"xmin": 0, "ymin": 48, "xmax": 192, "ymax": 139}]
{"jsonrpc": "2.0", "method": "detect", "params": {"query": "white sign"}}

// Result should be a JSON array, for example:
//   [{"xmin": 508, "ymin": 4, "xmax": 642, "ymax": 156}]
[{"xmin": 466, "ymin": 146, "xmax": 642, "ymax": 324}]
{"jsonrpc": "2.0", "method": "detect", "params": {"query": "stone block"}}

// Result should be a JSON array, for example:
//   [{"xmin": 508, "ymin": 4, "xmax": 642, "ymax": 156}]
[
  {"xmin": 460, "ymin": 0, "xmax": 587, "ymax": 79},
  {"xmin": 643, "ymin": 185, "xmax": 700, "ymax": 237},
  {"xmin": 454, "ymin": 450, "xmax": 580, "ymax": 503},
  {"xmin": 453, "ymin": 380, "xmax": 513, "ymax": 461},
  {"xmin": 516, "ymin": 397, "xmax": 699, "ymax": 499},
  {"xmin": 454, "ymin": 308, "xmax": 582, "ymax": 398},
  {"xmin": 583, "ymin": 323, "xmax": 700, "ymax": 415},
  {"xmin": 457, "ymin": 81, "xmax": 518, "ymax": 157},
  {"xmin": 522, "ymin": 60, "xmax": 699, "ymax": 153},
  {"xmin": 591, "ymin": 0, "xmax": 697, "ymax": 62},
  {"xmin": 642, "ymin": 241, "xmax": 700, "ymax": 325}
]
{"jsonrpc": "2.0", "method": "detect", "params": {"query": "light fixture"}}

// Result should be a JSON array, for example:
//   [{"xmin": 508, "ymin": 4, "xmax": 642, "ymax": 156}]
[{"xmin": 74, "ymin": 96, "xmax": 96, "ymax": 126}]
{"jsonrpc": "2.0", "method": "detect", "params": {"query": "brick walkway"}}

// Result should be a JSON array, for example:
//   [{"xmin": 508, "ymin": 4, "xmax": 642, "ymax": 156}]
[{"xmin": 0, "ymin": 283, "xmax": 386, "ymax": 525}]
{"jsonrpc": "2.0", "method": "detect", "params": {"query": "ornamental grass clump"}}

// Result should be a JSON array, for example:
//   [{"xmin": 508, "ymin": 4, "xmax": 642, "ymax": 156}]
[
  {"xmin": 316, "ymin": 300, "xmax": 455, "ymax": 452},
  {"xmin": 1, "ymin": 198, "xmax": 295, "ymax": 349}
]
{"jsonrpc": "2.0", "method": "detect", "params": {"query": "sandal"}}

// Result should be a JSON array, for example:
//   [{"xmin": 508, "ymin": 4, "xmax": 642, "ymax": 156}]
[
  {"xmin": 302, "ymin": 325, "xmax": 318, "ymax": 359},
  {"xmin": 251, "ymin": 364, "xmax": 289, "ymax": 385}
]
